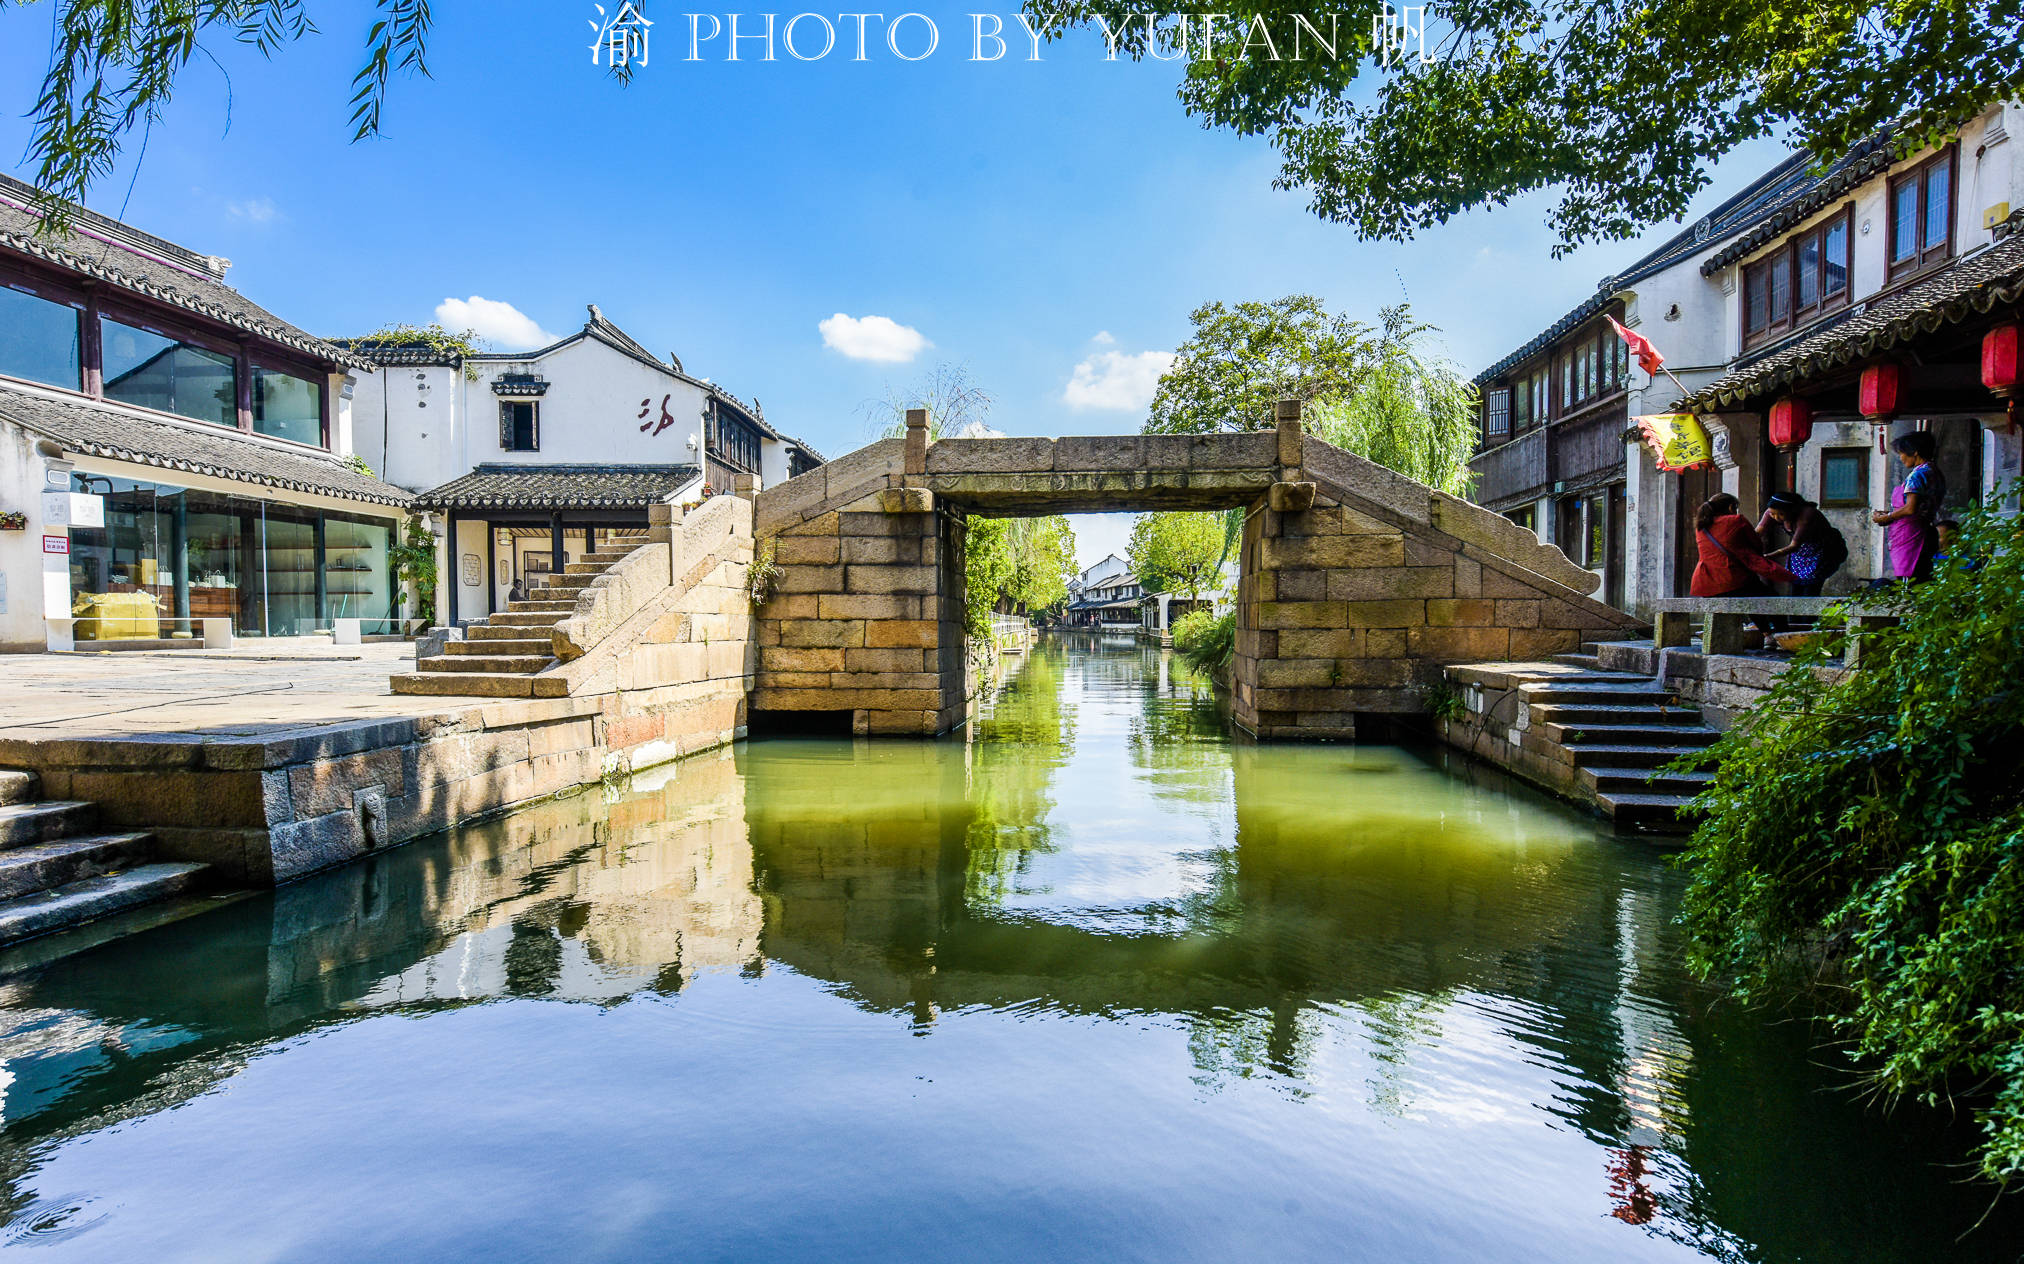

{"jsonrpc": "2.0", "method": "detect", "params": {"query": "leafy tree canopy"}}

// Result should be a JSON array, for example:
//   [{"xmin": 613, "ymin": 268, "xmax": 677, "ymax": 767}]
[
  {"xmin": 1029, "ymin": 1, "xmax": 2024, "ymax": 253},
  {"xmin": 1129, "ymin": 511, "xmax": 1225, "ymax": 598},
  {"xmin": 1676, "ymin": 494, "xmax": 2024, "ymax": 1182},
  {"xmin": 1147, "ymin": 295, "xmax": 1375, "ymax": 435},
  {"xmin": 1306, "ymin": 309, "xmax": 1480, "ymax": 496},
  {"xmin": 1147, "ymin": 297, "xmax": 1478, "ymax": 495}
]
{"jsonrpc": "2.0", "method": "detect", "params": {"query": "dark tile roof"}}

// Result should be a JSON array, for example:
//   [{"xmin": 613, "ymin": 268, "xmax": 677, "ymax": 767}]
[
  {"xmin": 413, "ymin": 463, "xmax": 701, "ymax": 510},
  {"xmin": 0, "ymin": 384, "xmax": 412, "ymax": 507},
  {"xmin": 0, "ymin": 174, "xmax": 373, "ymax": 372},
  {"xmin": 1679, "ymin": 235, "xmax": 2024, "ymax": 409},
  {"xmin": 1474, "ymin": 134, "xmax": 1897, "ymax": 386}
]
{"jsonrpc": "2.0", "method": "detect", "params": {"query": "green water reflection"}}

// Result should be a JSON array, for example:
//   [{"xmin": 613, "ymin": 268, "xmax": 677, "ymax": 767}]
[{"xmin": 0, "ymin": 635, "xmax": 2014, "ymax": 1261}]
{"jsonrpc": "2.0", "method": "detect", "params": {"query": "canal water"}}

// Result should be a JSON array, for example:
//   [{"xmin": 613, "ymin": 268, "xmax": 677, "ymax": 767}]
[{"xmin": 0, "ymin": 636, "xmax": 2015, "ymax": 1261}]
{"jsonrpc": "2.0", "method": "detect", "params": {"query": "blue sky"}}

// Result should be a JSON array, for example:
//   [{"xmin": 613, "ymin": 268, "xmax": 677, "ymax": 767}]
[{"xmin": 0, "ymin": 3, "xmax": 1786, "ymax": 565}]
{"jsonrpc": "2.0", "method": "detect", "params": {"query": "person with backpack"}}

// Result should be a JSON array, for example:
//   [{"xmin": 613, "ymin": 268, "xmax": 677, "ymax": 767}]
[
  {"xmin": 1757, "ymin": 489, "xmax": 1848, "ymax": 596},
  {"xmin": 1693, "ymin": 492, "xmax": 1798, "ymax": 642}
]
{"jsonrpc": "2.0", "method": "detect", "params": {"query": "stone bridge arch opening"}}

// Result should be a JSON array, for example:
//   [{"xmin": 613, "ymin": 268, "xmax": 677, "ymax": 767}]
[{"xmin": 748, "ymin": 404, "xmax": 1642, "ymax": 740}]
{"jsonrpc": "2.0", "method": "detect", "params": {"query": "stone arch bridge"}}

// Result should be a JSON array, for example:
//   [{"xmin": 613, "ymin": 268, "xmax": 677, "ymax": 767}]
[{"xmin": 751, "ymin": 405, "xmax": 1642, "ymax": 739}]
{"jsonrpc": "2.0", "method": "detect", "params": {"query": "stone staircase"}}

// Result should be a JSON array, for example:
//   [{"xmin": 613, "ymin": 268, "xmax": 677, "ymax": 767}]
[
  {"xmin": 1518, "ymin": 661, "xmax": 1719, "ymax": 831},
  {"xmin": 391, "ymin": 542, "xmax": 644, "ymax": 698},
  {"xmin": 0, "ymin": 769, "xmax": 209, "ymax": 946}
]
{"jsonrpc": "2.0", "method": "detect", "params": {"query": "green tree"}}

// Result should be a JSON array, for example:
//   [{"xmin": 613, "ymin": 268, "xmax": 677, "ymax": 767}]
[
  {"xmin": 1147, "ymin": 295, "xmax": 1375, "ymax": 435},
  {"xmin": 1674, "ymin": 495, "xmax": 2024, "ymax": 1182},
  {"xmin": 1146, "ymin": 297, "xmax": 1477, "ymax": 496},
  {"xmin": 1028, "ymin": 2, "xmax": 2023, "ymax": 253},
  {"xmin": 1128, "ymin": 512, "xmax": 1224, "ymax": 598},
  {"xmin": 1305, "ymin": 310, "xmax": 1480, "ymax": 497}
]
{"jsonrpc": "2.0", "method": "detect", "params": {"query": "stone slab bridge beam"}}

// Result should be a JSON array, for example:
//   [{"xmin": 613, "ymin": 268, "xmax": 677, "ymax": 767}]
[{"xmin": 750, "ymin": 402, "xmax": 1644, "ymax": 740}]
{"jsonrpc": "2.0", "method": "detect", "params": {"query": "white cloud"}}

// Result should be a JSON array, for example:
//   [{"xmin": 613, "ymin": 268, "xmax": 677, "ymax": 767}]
[
  {"xmin": 1092, "ymin": 330, "xmax": 1116, "ymax": 345},
  {"xmin": 435, "ymin": 297, "xmax": 559, "ymax": 351},
  {"xmin": 227, "ymin": 197, "xmax": 280, "ymax": 224},
  {"xmin": 818, "ymin": 313, "xmax": 930, "ymax": 363},
  {"xmin": 1063, "ymin": 344, "xmax": 1174, "ymax": 412}
]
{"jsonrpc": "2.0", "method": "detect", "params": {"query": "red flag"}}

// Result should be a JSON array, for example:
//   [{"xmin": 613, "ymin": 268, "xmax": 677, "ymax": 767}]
[{"xmin": 1606, "ymin": 315, "xmax": 1665, "ymax": 375}]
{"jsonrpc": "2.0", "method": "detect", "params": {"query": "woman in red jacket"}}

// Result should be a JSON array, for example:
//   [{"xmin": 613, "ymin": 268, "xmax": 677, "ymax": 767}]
[{"xmin": 1692, "ymin": 492, "xmax": 1797, "ymax": 643}]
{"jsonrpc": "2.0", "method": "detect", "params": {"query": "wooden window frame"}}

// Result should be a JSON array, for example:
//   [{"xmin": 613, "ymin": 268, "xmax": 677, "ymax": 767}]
[
  {"xmin": 1887, "ymin": 147, "xmax": 1956, "ymax": 283},
  {"xmin": 1818, "ymin": 446, "xmax": 1870, "ymax": 508},
  {"xmin": 1742, "ymin": 204, "xmax": 1856, "ymax": 350},
  {"xmin": 1485, "ymin": 386, "xmax": 1512, "ymax": 440},
  {"xmin": 0, "ymin": 261, "xmax": 88, "ymax": 394},
  {"xmin": 499, "ymin": 400, "xmax": 540, "ymax": 452}
]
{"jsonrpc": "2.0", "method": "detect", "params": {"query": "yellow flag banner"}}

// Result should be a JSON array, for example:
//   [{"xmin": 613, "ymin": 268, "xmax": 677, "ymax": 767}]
[{"xmin": 1635, "ymin": 413, "xmax": 1713, "ymax": 473}]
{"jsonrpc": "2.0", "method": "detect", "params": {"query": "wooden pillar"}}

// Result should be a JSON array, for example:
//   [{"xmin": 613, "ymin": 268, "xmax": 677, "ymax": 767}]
[
  {"xmin": 486, "ymin": 520, "xmax": 499, "ymax": 613},
  {"xmin": 445, "ymin": 510, "xmax": 462, "ymax": 623},
  {"xmin": 81, "ymin": 288, "xmax": 103, "ymax": 397},
  {"xmin": 551, "ymin": 512, "xmax": 566, "ymax": 579},
  {"xmin": 585, "ymin": 523, "xmax": 596, "ymax": 554}
]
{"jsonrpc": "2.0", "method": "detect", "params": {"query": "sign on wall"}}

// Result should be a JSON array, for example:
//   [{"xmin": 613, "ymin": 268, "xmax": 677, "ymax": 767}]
[
  {"xmin": 42, "ymin": 535, "xmax": 69, "ymax": 555},
  {"xmin": 461, "ymin": 553, "xmax": 482, "ymax": 587},
  {"xmin": 40, "ymin": 491, "xmax": 104, "ymax": 529}
]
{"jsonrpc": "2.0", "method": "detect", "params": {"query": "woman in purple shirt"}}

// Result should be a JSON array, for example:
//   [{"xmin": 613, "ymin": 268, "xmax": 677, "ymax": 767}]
[{"xmin": 1871, "ymin": 432, "xmax": 1946, "ymax": 581}]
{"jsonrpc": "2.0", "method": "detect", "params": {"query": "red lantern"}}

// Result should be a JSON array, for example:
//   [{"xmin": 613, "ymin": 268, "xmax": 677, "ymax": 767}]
[
  {"xmin": 1984, "ymin": 324, "xmax": 2021, "ymax": 398},
  {"xmin": 1859, "ymin": 363, "xmax": 1902, "ymax": 421},
  {"xmin": 1768, "ymin": 396, "xmax": 1814, "ymax": 450}
]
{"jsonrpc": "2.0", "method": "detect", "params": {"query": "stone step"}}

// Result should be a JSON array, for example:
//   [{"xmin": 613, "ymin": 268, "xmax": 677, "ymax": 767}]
[
  {"xmin": 488, "ymin": 612, "xmax": 568, "ymax": 627},
  {"xmin": 1563, "ymin": 743, "xmax": 1717, "ymax": 770},
  {"xmin": 509, "ymin": 599, "xmax": 577, "ymax": 613},
  {"xmin": 466, "ymin": 624, "xmax": 549, "ymax": 640},
  {"xmin": 0, "ymin": 833, "xmax": 153, "ymax": 901},
  {"xmin": 581, "ymin": 548, "xmax": 641, "ymax": 565},
  {"xmin": 1524, "ymin": 684, "xmax": 1673, "ymax": 706},
  {"xmin": 1580, "ymin": 766, "xmax": 1716, "ymax": 796},
  {"xmin": 1550, "ymin": 653, "xmax": 1603, "ymax": 670},
  {"xmin": 0, "ymin": 801, "xmax": 96, "ymax": 850},
  {"xmin": 443, "ymin": 637, "xmax": 551, "ymax": 656},
  {"xmin": 543, "ymin": 573, "xmax": 598, "ymax": 589},
  {"xmin": 1531, "ymin": 704, "xmax": 1704, "ymax": 726},
  {"xmin": 418, "ymin": 654, "xmax": 552, "ymax": 674},
  {"xmin": 0, "ymin": 770, "xmax": 37, "ymax": 807},
  {"xmin": 1550, "ymin": 723, "xmax": 1720, "ymax": 747},
  {"xmin": 1595, "ymin": 791, "xmax": 1700, "ymax": 831},
  {"xmin": 391, "ymin": 672, "xmax": 538, "ymax": 698},
  {"xmin": 0, "ymin": 862, "xmax": 209, "ymax": 946}
]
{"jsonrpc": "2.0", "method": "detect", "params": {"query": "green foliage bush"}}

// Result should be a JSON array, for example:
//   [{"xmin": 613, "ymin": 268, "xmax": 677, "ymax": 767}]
[
  {"xmin": 1173, "ymin": 608, "xmax": 1236, "ymax": 678},
  {"xmin": 1675, "ymin": 494, "xmax": 2024, "ymax": 1181}
]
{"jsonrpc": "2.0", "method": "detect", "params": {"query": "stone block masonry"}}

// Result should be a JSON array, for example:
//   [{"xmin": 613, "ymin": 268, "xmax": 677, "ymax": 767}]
[{"xmin": 751, "ymin": 413, "xmax": 1644, "ymax": 741}]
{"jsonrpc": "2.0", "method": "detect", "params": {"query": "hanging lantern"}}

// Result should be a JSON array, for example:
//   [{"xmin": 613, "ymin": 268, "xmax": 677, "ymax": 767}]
[
  {"xmin": 1985, "ymin": 324, "xmax": 2022, "ymax": 433},
  {"xmin": 1984, "ymin": 324, "xmax": 2021, "ymax": 397},
  {"xmin": 1859, "ymin": 363, "xmax": 1902, "ymax": 421},
  {"xmin": 1767, "ymin": 396, "xmax": 1814, "ymax": 451}
]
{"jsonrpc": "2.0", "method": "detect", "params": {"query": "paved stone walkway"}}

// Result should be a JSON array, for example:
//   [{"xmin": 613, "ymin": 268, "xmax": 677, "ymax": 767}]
[{"xmin": 0, "ymin": 642, "xmax": 474, "ymax": 741}]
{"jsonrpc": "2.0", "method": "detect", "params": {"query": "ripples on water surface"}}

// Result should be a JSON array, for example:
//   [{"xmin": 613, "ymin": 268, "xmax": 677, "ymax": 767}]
[{"xmin": 0, "ymin": 635, "xmax": 2015, "ymax": 1261}]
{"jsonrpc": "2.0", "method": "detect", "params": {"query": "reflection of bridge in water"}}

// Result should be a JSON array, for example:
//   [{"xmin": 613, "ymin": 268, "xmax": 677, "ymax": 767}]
[{"xmin": 0, "ymin": 642, "xmax": 2011, "ymax": 1259}]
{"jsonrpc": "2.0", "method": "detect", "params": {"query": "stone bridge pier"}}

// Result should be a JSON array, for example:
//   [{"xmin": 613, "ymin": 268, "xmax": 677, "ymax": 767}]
[{"xmin": 750, "ymin": 404, "xmax": 1643, "ymax": 739}]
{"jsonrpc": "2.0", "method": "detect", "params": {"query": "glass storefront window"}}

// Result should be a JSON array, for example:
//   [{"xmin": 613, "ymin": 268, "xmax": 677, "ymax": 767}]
[
  {"xmin": 102, "ymin": 317, "xmax": 236, "ymax": 427},
  {"xmin": 0, "ymin": 283, "xmax": 82, "ymax": 389},
  {"xmin": 64, "ymin": 473, "xmax": 397, "ymax": 641},
  {"xmin": 253, "ymin": 363, "xmax": 324, "ymax": 446}
]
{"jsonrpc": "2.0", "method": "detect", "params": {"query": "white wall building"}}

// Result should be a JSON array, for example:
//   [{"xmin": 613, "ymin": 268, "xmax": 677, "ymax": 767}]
[{"xmin": 344, "ymin": 306, "xmax": 821, "ymax": 625}]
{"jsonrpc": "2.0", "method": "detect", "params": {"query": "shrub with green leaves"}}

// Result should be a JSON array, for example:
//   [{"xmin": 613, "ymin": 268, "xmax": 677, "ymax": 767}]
[
  {"xmin": 1173, "ymin": 608, "xmax": 1236, "ymax": 678},
  {"xmin": 1675, "ymin": 492, "xmax": 2024, "ymax": 1181}
]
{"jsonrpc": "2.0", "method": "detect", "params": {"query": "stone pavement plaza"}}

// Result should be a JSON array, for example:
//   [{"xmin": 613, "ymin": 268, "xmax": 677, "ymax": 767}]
[{"xmin": 0, "ymin": 642, "xmax": 467, "ymax": 741}]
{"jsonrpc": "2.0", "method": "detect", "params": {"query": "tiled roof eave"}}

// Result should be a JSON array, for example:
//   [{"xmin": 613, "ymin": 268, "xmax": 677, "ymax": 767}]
[
  {"xmin": 38, "ymin": 433, "xmax": 410, "ymax": 508},
  {"xmin": 0, "ymin": 228, "xmax": 375, "ymax": 372},
  {"xmin": 1699, "ymin": 144, "xmax": 1899, "ymax": 276}
]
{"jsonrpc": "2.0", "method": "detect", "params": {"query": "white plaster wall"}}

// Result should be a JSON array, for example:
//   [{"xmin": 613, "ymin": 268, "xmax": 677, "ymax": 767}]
[
  {"xmin": 0, "ymin": 420, "xmax": 52, "ymax": 650},
  {"xmin": 458, "ymin": 339, "xmax": 712, "ymax": 475},
  {"xmin": 352, "ymin": 363, "xmax": 469, "ymax": 493}
]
